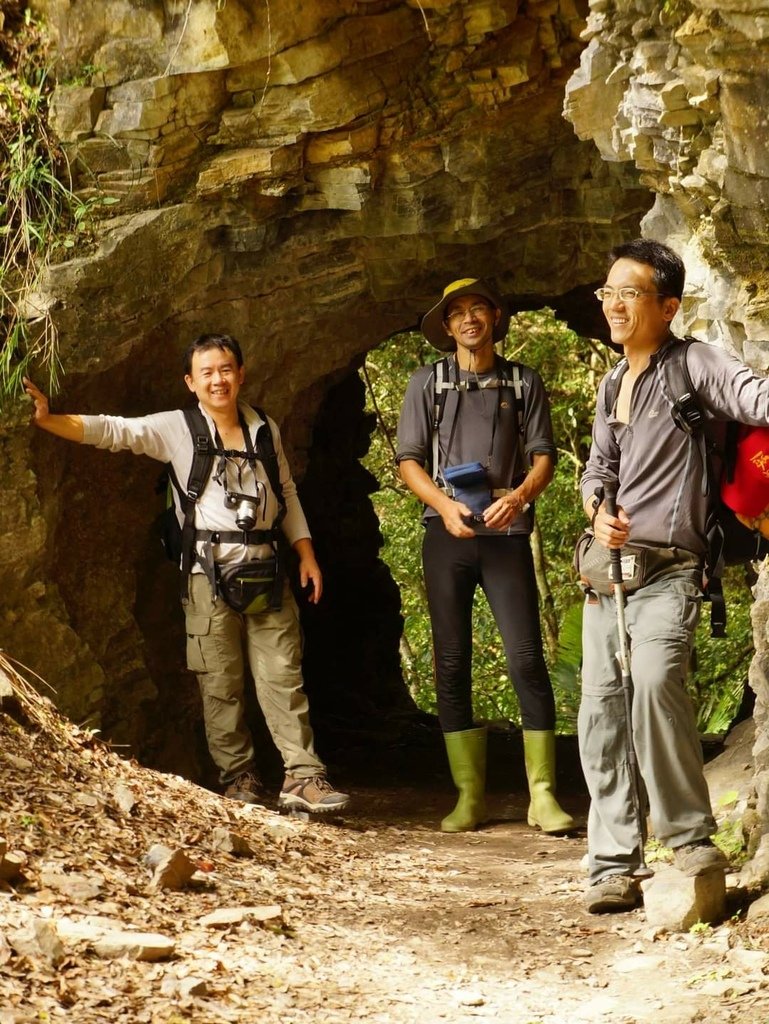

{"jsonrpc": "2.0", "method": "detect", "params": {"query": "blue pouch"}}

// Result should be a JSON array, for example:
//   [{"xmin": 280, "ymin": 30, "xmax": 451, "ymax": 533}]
[{"xmin": 442, "ymin": 461, "xmax": 491, "ymax": 516}]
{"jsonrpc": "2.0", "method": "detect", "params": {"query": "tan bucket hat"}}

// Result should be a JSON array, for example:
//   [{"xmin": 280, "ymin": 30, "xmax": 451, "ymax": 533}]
[{"xmin": 421, "ymin": 277, "xmax": 510, "ymax": 352}]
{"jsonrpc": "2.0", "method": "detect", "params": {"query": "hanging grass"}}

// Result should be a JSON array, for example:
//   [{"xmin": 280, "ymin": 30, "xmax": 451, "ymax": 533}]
[
  {"xmin": 0, "ymin": 647, "xmax": 78, "ymax": 747},
  {"xmin": 0, "ymin": 3, "xmax": 115, "ymax": 400}
]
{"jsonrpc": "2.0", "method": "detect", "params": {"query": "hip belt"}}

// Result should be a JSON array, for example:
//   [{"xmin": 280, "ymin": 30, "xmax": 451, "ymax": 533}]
[{"xmin": 195, "ymin": 528, "xmax": 276, "ymax": 545}]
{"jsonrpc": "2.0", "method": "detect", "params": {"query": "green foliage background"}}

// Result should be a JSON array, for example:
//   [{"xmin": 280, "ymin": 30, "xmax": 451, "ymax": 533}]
[{"xmin": 362, "ymin": 311, "xmax": 755, "ymax": 735}]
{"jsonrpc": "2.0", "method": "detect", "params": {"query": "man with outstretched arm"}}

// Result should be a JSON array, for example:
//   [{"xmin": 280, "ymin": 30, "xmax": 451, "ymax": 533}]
[
  {"xmin": 24, "ymin": 333, "xmax": 349, "ymax": 815},
  {"xmin": 396, "ymin": 277, "xmax": 573, "ymax": 835},
  {"xmin": 578, "ymin": 238, "xmax": 769, "ymax": 913}
]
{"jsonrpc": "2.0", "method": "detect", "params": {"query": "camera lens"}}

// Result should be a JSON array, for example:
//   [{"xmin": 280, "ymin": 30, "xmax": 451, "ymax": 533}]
[{"xmin": 234, "ymin": 497, "xmax": 258, "ymax": 532}]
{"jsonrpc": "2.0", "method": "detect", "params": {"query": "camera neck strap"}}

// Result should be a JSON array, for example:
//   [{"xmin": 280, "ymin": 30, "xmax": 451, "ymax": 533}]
[{"xmin": 212, "ymin": 412, "xmax": 257, "ymax": 492}]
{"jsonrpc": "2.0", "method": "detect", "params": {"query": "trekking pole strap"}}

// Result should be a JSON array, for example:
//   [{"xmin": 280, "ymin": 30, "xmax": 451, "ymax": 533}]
[{"xmin": 603, "ymin": 481, "xmax": 624, "ymax": 587}]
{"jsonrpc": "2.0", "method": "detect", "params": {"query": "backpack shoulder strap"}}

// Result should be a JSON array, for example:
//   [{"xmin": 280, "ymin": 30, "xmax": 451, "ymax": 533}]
[
  {"xmin": 664, "ymin": 337, "xmax": 703, "ymax": 437},
  {"xmin": 498, "ymin": 357, "xmax": 525, "ymax": 414},
  {"xmin": 431, "ymin": 357, "xmax": 452, "ymax": 482},
  {"xmin": 663, "ymin": 336, "xmax": 717, "ymax": 495},
  {"xmin": 182, "ymin": 407, "xmax": 216, "ymax": 506},
  {"xmin": 498, "ymin": 357, "xmax": 526, "ymax": 463},
  {"xmin": 179, "ymin": 407, "xmax": 215, "ymax": 592},
  {"xmin": 671, "ymin": 335, "xmax": 739, "ymax": 468},
  {"xmin": 251, "ymin": 407, "xmax": 285, "ymax": 522},
  {"xmin": 603, "ymin": 357, "xmax": 629, "ymax": 418},
  {"xmin": 662, "ymin": 337, "xmax": 728, "ymax": 636}
]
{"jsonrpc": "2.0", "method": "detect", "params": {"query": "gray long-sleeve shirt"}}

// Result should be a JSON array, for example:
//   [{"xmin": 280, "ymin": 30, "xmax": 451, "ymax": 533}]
[
  {"xmin": 81, "ymin": 401, "xmax": 310, "ymax": 568},
  {"xmin": 581, "ymin": 337, "xmax": 769, "ymax": 555},
  {"xmin": 396, "ymin": 357, "xmax": 556, "ymax": 536}
]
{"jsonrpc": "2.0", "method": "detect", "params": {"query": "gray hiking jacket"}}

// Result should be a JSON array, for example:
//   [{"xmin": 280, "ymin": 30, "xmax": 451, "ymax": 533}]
[{"xmin": 581, "ymin": 337, "xmax": 769, "ymax": 555}]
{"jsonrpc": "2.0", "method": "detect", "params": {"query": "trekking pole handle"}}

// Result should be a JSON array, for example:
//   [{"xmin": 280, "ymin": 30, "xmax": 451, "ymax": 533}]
[
  {"xmin": 603, "ymin": 481, "xmax": 624, "ymax": 587},
  {"xmin": 603, "ymin": 480, "xmax": 618, "ymax": 517}
]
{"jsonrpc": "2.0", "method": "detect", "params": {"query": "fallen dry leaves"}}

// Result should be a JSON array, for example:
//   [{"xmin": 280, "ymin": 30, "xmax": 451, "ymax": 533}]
[{"xmin": 1, "ymin": 656, "xmax": 768, "ymax": 1024}]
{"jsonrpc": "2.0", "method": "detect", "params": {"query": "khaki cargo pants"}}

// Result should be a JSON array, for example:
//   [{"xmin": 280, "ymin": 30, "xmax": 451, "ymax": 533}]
[{"xmin": 183, "ymin": 573, "xmax": 325, "ymax": 784}]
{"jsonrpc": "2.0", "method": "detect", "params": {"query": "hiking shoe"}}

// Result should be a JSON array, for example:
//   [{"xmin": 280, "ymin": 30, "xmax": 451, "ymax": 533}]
[
  {"xmin": 672, "ymin": 839, "xmax": 728, "ymax": 877},
  {"xmin": 224, "ymin": 769, "xmax": 264, "ymax": 804},
  {"xmin": 583, "ymin": 875, "xmax": 640, "ymax": 914},
  {"xmin": 278, "ymin": 774, "xmax": 350, "ymax": 813}
]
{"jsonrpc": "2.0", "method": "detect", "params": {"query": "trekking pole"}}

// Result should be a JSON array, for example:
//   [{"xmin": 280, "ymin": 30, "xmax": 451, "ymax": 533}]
[{"xmin": 602, "ymin": 481, "xmax": 647, "ymax": 871}]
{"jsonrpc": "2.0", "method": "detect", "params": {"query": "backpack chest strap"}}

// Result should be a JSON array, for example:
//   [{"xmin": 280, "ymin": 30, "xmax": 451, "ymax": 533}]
[{"xmin": 434, "ymin": 376, "xmax": 522, "ymax": 395}]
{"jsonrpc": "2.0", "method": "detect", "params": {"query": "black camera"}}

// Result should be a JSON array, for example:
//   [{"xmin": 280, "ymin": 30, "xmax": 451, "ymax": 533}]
[
  {"xmin": 462, "ymin": 513, "xmax": 486, "ymax": 525},
  {"xmin": 224, "ymin": 491, "xmax": 259, "ymax": 532}
]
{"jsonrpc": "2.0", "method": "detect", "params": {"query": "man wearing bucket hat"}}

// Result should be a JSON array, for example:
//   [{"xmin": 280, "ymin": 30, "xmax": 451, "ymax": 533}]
[
  {"xmin": 396, "ymin": 277, "xmax": 574, "ymax": 834},
  {"xmin": 579, "ymin": 238, "xmax": 769, "ymax": 914}
]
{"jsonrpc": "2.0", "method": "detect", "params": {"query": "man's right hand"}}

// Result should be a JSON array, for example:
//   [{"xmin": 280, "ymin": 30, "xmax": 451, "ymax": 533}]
[
  {"xmin": 23, "ymin": 377, "xmax": 84, "ymax": 442},
  {"xmin": 592, "ymin": 504, "xmax": 631, "ymax": 549},
  {"xmin": 398, "ymin": 459, "xmax": 476, "ymax": 538},
  {"xmin": 23, "ymin": 378, "xmax": 50, "ymax": 424},
  {"xmin": 440, "ymin": 499, "xmax": 476, "ymax": 539}
]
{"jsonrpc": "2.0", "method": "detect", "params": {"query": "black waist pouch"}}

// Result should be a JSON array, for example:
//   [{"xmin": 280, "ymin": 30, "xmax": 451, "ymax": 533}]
[{"xmin": 217, "ymin": 556, "xmax": 282, "ymax": 615}]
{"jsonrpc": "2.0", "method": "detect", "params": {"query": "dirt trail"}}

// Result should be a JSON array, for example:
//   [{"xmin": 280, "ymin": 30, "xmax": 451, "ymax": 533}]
[
  {"xmin": 1, "ymin": 712, "xmax": 767, "ymax": 1024},
  {"xmin": 301, "ymin": 787, "xmax": 766, "ymax": 1024}
]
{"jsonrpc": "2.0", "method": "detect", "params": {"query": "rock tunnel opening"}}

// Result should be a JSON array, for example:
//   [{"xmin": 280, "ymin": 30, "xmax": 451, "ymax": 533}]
[{"xmin": 17, "ymin": 283, "xmax": 609, "ymax": 796}]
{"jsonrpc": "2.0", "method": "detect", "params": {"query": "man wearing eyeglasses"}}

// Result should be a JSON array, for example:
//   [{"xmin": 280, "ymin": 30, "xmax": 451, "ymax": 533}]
[
  {"xmin": 396, "ymin": 278, "xmax": 573, "ymax": 836},
  {"xmin": 579, "ymin": 238, "xmax": 769, "ymax": 913}
]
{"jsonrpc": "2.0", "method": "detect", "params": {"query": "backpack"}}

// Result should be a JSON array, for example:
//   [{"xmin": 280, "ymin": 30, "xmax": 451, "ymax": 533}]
[
  {"xmin": 430, "ymin": 354, "xmax": 526, "ymax": 482},
  {"xmin": 603, "ymin": 336, "xmax": 769, "ymax": 636},
  {"xmin": 158, "ymin": 406, "xmax": 285, "ymax": 597}
]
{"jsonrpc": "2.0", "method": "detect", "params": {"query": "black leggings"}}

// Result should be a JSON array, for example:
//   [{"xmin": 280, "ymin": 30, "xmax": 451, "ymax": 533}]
[{"xmin": 422, "ymin": 517, "xmax": 556, "ymax": 733}]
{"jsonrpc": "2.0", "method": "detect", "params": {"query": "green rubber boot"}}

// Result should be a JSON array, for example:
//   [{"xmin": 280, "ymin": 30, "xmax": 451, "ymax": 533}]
[
  {"xmin": 523, "ymin": 729, "xmax": 575, "ymax": 834},
  {"xmin": 441, "ymin": 727, "xmax": 488, "ymax": 833}
]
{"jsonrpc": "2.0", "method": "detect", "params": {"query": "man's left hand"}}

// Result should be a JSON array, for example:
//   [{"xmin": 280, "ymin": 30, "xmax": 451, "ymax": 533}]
[
  {"xmin": 483, "ymin": 493, "xmax": 526, "ymax": 531},
  {"xmin": 299, "ymin": 555, "xmax": 323, "ymax": 604}
]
